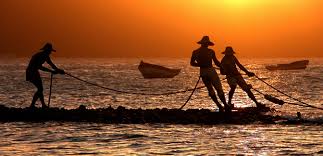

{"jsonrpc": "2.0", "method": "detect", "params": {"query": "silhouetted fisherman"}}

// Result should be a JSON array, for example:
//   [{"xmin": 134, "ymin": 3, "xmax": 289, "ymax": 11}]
[
  {"xmin": 220, "ymin": 46, "xmax": 265, "ymax": 108},
  {"xmin": 26, "ymin": 43, "xmax": 65, "ymax": 108},
  {"xmin": 190, "ymin": 36, "xmax": 231, "ymax": 112}
]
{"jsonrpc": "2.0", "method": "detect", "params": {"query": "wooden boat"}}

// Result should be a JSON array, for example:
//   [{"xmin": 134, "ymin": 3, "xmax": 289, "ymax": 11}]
[
  {"xmin": 0, "ymin": 105, "xmax": 320, "ymax": 124},
  {"xmin": 265, "ymin": 60, "xmax": 309, "ymax": 71},
  {"xmin": 138, "ymin": 61, "xmax": 181, "ymax": 78}
]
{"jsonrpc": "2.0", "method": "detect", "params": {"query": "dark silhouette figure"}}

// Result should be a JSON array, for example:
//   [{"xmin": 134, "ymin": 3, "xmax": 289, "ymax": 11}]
[
  {"xmin": 220, "ymin": 47, "xmax": 265, "ymax": 108},
  {"xmin": 190, "ymin": 36, "xmax": 231, "ymax": 112},
  {"xmin": 26, "ymin": 43, "xmax": 65, "ymax": 108}
]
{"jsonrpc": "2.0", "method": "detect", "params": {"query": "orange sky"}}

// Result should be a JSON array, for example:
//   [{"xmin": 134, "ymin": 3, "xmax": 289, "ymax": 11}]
[{"xmin": 0, "ymin": 0, "xmax": 322, "ymax": 58}]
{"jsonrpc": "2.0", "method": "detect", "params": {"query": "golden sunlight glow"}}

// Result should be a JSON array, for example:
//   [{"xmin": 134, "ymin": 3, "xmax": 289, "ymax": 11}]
[
  {"xmin": 224, "ymin": 0, "xmax": 254, "ymax": 6},
  {"xmin": 196, "ymin": 0, "xmax": 261, "ymax": 9},
  {"xmin": 0, "ymin": 0, "xmax": 322, "ymax": 57},
  {"xmin": 220, "ymin": 0, "xmax": 266, "ymax": 10}
]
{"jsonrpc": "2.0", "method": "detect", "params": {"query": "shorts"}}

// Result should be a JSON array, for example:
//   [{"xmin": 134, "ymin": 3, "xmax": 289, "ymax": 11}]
[
  {"xmin": 226, "ymin": 75, "xmax": 251, "ymax": 91},
  {"xmin": 26, "ymin": 70, "xmax": 43, "ymax": 90},
  {"xmin": 200, "ymin": 67, "xmax": 224, "ymax": 96}
]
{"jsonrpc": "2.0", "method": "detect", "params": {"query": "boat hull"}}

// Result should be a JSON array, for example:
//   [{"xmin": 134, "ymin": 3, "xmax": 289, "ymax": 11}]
[
  {"xmin": 138, "ymin": 61, "xmax": 181, "ymax": 78},
  {"xmin": 265, "ymin": 65, "xmax": 307, "ymax": 71},
  {"xmin": 265, "ymin": 60, "xmax": 309, "ymax": 71}
]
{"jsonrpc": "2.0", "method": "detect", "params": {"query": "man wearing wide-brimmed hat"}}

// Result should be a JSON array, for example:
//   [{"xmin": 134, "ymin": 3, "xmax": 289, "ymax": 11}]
[
  {"xmin": 190, "ymin": 36, "xmax": 231, "ymax": 112},
  {"xmin": 220, "ymin": 46, "xmax": 265, "ymax": 108},
  {"xmin": 26, "ymin": 43, "xmax": 65, "ymax": 108}
]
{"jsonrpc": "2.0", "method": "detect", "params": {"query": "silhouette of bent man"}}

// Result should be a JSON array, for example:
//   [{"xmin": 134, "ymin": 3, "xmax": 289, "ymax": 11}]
[
  {"xmin": 220, "ymin": 46, "xmax": 265, "ymax": 108},
  {"xmin": 190, "ymin": 36, "xmax": 231, "ymax": 112},
  {"xmin": 26, "ymin": 43, "xmax": 65, "ymax": 108}
]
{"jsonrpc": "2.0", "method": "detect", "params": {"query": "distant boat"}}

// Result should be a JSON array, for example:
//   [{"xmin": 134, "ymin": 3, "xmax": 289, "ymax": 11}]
[
  {"xmin": 265, "ymin": 60, "xmax": 309, "ymax": 71},
  {"xmin": 138, "ymin": 61, "xmax": 181, "ymax": 78}
]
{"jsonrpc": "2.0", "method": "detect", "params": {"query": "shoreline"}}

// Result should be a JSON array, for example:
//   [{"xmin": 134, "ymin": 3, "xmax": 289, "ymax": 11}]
[{"xmin": 0, "ymin": 105, "xmax": 321, "ymax": 125}]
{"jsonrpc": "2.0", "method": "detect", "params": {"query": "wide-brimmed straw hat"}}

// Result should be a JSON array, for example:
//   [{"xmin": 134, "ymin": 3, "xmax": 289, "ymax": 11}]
[
  {"xmin": 222, "ymin": 46, "xmax": 235, "ymax": 54},
  {"xmin": 40, "ymin": 43, "xmax": 56, "ymax": 52},
  {"xmin": 197, "ymin": 36, "xmax": 214, "ymax": 46}
]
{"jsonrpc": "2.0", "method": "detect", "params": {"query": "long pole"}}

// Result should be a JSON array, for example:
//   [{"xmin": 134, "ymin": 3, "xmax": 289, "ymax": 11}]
[{"xmin": 48, "ymin": 73, "xmax": 53, "ymax": 107}]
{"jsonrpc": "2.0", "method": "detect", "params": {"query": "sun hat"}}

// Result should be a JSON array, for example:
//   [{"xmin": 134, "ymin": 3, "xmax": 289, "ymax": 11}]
[
  {"xmin": 40, "ymin": 43, "xmax": 56, "ymax": 52},
  {"xmin": 197, "ymin": 36, "xmax": 214, "ymax": 46}
]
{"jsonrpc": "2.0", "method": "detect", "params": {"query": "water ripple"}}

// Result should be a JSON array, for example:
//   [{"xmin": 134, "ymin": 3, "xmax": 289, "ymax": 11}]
[{"xmin": 0, "ymin": 58, "xmax": 322, "ymax": 155}]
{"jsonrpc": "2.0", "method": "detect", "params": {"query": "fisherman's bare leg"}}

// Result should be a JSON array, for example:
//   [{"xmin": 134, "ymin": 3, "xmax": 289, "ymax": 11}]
[
  {"xmin": 30, "ymin": 81, "xmax": 42, "ymax": 107},
  {"xmin": 31, "ymin": 79, "xmax": 47, "ymax": 108},
  {"xmin": 237, "ymin": 78, "xmax": 264, "ymax": 108},
  {"xmin": 38, "ymin": 90, "xmax": 47, "ymax": 108},
  {"xmin": 30, "ymin": 91, "xmax": 39, "ymax": 107},
  {"xmin": 245, "ymin": 89, "xmax": 257, "ymax": 102},
  {"xmin": 245, "ymin": 89, "xmax": 263, "ymax": 107},
  {"xmin": 202, "ymin": 77, "xmax": 224, "ymax": 112},
  {"xmin": 31, "ymin": 89, "xmax": 46, "ymax": 107},
  {"xmin": 211, "ymin": 76, "xmax": 231, "ymax": 111},
  {"xmin": 225, "ymin": 76, "xmax": 237, "ymax": 108},
  {"xmin": 216, "ymin": 91, "xmax": 227, "ymax": 107},
  {"xmin": 208, "ymin": 88, "xmax": 224, "ymax": 112},
  {"xmin": 210, "ymin": 94, "xmax": 224, "ymax": 112},
  {"xmin": 228, "ymin": 85, "xmax": 236, "ymax": 106},
  {"xmin": 216, "ymin": 90, "xmax": 231, "ymax": 112}
]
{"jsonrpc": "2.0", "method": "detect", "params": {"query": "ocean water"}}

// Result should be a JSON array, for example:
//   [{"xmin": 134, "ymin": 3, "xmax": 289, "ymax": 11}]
[{"xmin": 0, "ymin": 58, "xmax": 322, "ymax": 155}]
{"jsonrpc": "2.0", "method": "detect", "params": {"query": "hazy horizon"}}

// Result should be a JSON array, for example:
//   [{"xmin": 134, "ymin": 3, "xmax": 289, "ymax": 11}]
[
  {"xmin": 0, "ymin": 0, "xmax": 322, "ymax": 58},
  {"xmin": 0, "ymin": 53, "xmax": 321, "ymax": 59}
]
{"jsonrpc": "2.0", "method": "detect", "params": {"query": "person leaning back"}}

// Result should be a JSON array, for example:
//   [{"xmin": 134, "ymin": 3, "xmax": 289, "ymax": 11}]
[
  {"xmin": 190, "ymin": 36, "xmax": 232, "ymax": 112},
  {"xmin": 220, "ymin": 46, "xmax": 266, "ymax": 109}
]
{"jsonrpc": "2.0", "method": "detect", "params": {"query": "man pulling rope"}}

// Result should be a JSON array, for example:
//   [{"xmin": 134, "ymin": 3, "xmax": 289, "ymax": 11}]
[
  {"xmin": 26, "ymin": 43, "xmax": 65, "ymax": 109},
  {"xmin": 190, "ymin": 36, "xmax": 232, "ymax": 112},
  {"xmin": 220, "ymin": 46, "xmax": 266, "ymax": 109}
]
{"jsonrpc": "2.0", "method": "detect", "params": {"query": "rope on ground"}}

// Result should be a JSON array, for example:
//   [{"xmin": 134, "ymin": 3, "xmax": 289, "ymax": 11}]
[{"xmin": 65, "ymin": 72, "xmax": 205, "ymax": 96}]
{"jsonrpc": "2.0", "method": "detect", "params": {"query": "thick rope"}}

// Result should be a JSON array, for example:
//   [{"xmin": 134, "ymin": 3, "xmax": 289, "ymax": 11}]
[
  {"xmin": 284, "ymin": 102, "xmax": 323, "ymax": 110},
  {"xmin": 179, "ymin": 77, "xmax": 201, "ymax": 110},
  {"xmin": 66, "ymin": 72, "xmax": 204, "ymax": 96},
  {"xmin": 252, "ymin": 85, "xmax": 323, "ymax": 110},
  {"xmin": 253, "ymin": 75, "xmax": 321, "ymax": 110},
  {"xmin": 66, "ymin": 71, "xmax": 322, "ymax": 110}
]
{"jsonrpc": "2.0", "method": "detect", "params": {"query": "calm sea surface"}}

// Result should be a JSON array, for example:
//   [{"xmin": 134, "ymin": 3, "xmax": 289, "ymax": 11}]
[{"xmin": 0, "ymin": 58, "xmax": 322, "ymax": 155}]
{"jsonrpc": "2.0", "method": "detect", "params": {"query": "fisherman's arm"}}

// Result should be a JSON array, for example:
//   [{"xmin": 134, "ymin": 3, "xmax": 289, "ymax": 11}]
[
  {"xmin": 46, "ymin": 57, "xmax": 65, "ymax": 74},
  {"xmin": 234, "ymin": 56, "xmax": 254, "ymax": 76},
  {"xmin": 212, "ymin": 51, "xmax": 221, "ymax": 68},
  {"xmin": 39, "ymin": 66, "xmax": 56, "ymax": 73},
  {"xmin": 190, "ymin": 51, "xmax": 199, "ymax": 67}
]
